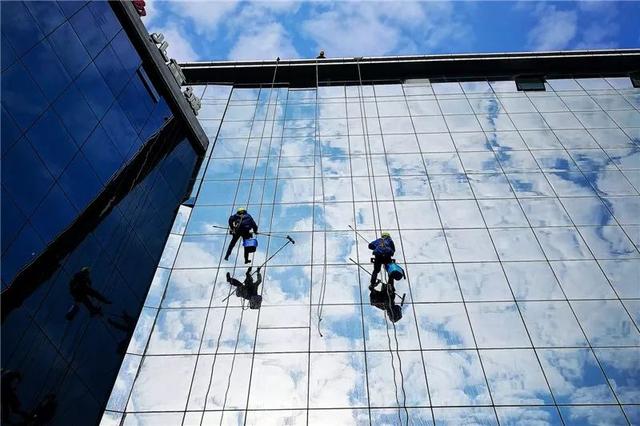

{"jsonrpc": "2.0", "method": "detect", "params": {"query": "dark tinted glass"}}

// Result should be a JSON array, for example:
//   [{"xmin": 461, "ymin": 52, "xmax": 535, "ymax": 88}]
[
  {"xmin": 94, "ymin": 44, "xmax": 129, "ymax": 97},
  {"xmin": 22, "ymin": 38, "xmax": 72, "ymax": 102},
  {"xmin": 0, "ymin": 1, "xmax": 44, "ymax": 56},
  {"xmin": 1, "ymin": 190, "xmax": 27, "ymax": 253},
  {"xmin": 57, "ymin": 152, "xmax": 103, "ymax": 211},
  {"xmin": 1, "ymin": 106, "xmax": 21, "ymax": 155},
  {"xmin": 102, "ymin": 102, "xmax": 138, "ymax": 158},
  {"xmin": 1, "ymin": 137, "xmax": 54, "ymax": 216},
  {"xmin": 82, "ymin": 124, "xmax": 125, "ymax": 184},
  {"xmin": 1, "ymin": 61, "xmax": 48, "ymax": 130},
  {"xmin": 26, "ymin": 109, "xmax": 77, "ymax": 179},
  {"xmin": 31, "ymin": 183, "xmax": 79, "ymax": 242},
  {"xmin": 56, "ymin": 0, "xmax": 86, "ymax": 19},
  {"xmin": 88, "ymin": 1, "xmax": 122, "ymax": 41},
  {"xmin": 53, "ymin": 83, "xmax": 98, "ymax": 145},
  {"xmin": 76, "ymin": 62, "xmax": 115, "ymax": 118},
  {"xmin": 69, "ymin": 5, "xmax": 108, "ymax": 58},
  {"xmin": 516, "ymin": 77, "xmax": 546, "ymax": 91},
  {"xmin": 24, "ymin": 1, "xmax": 65, "ymax": 36},
  {"xmin": 48, "ymin": 21, "xmax": 91, "ymax": 79},
  {"xmin": 1, "ymin": 222, "xmax": 44, "ymax": 284},
  {"xmin": 1, "ymin": 34, "xmax": 17, "ymax": 71}
]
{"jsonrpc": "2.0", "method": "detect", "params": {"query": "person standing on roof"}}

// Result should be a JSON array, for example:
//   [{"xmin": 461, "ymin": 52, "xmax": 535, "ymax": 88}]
[
  {"xmin": 225, "ymin": 207, "xmax": 258, "ymax": 264},
  {"xmin": 368, "ymin": 232, "xmax": 395, "ymax": 290}
]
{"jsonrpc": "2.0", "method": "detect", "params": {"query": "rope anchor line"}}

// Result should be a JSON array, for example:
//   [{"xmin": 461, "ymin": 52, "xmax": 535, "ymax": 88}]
[
  {"xmin": 208, "ymin": 57, "xmax": 282, "ymax": 426},
  {"xmin": 354, "ymin": 58, "xmax": 409, "ymax": 426}
]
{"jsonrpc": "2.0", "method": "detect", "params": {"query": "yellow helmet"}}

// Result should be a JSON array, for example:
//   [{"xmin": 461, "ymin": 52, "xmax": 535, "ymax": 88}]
[
  {"xmin": 237, "ymin": 207, "xmax": 247, "ymax": 214},
  {"xmin": 381, "ymin": 232, "xmax": 390, "ymax": 238}
]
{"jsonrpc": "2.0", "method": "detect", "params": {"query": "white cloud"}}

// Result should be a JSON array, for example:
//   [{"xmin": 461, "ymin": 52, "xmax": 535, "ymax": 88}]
[
  {"xmin": 302, "ymin": 2, "xmax": 469, "ymax": 58},
  {"xmin": 526, "ymin": 2, "xmax": 620, "ymax": 51},
  {"xmin": 140, "ymin": 0, "xmax": 160, "ymax": 26},
  {"xmin": 152, "ymin": 24, "xmax": 201, "ymax": 61},
  {"xmin": 574, "ymin": 23, "xmax": 619, "ymax": 49},
  {"xmin": 527, "ymin": 5, "xmax": 578, "ymax": 51},
  {"xmin": 303, "ymin": 7, "xmax": 405, "ymax": 57},
  {"xmin": 170, "ymin": 0, "xmax": 240, "ymax": 32},
  {"xmin": 228, "ymin": 22, "xmax": 299, "ymax": 60}
]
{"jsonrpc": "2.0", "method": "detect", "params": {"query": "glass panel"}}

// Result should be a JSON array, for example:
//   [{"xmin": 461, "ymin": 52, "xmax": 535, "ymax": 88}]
[
  {"xmin": 414, "ymin": 303, "xmax": 475, "ymax": 349},
  {"xmin": 481, "ymin": 349, "xmax": 553, "ymax": 404},
  {"xmin": 101, "ymin": 78, "xmax": 640, "ymax": 423},
  {"xmin": 309, "ymin": 352, "xmax": 368, "ymax": 408},
  {"xmin": 248, "ymin": 353, "xmax": 308, "ymax": 409},
  {"xmin": 520, "ymin": 301, "xmax": 588, "ymax": 346},
  {"xmin": 539, "ymin": 348, "xmax": 616, "ymax": 404},
  {"xmin": 467, "ymin": 303, "xmax": 531, "ymax": 348},
  {"xmin": 127, "ymin": 355, "xmax": 197, "ymax": 411},
  {"xmin": 424, "ymin": 350, "xmax": 491, "ymax": 406}
]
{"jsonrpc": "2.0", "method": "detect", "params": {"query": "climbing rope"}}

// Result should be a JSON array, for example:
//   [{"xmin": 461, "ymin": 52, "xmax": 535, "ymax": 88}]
[
  {"xmin": 355, "ymin": 59, "xmax": 409, "ymax": 426},
  {"xmin": 189, "ymin": 82, "xmax": 261, "ymax": 426},
  {"xmin": 315, "ymin": 56, "xmax": 329, "ymax": 337},
  {"xmin": 216, "ymin": 59, "xmax": 282, "ymax": 426}
]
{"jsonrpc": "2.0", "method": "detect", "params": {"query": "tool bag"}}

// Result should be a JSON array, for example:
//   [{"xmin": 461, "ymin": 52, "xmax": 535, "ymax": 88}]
[
  {"xmin": 243, "ymin": 237, "xmax": 258, "ymax": 253},
  {"xmin": 388, "ymin": 304, "xmax": 402, "ymax": 322},
  {"xmin": 385, "ymin": 262, "xmax": 405, "ymax": 280},
  {"xmin": 248, "ymin": 295, "xmax": 262, "ymax": 309}
]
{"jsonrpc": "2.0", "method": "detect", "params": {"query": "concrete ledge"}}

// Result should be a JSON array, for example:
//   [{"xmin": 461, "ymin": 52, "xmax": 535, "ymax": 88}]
[{"xmin": 180, "ymin": 49, "xmax": 640, "ymax": 88}]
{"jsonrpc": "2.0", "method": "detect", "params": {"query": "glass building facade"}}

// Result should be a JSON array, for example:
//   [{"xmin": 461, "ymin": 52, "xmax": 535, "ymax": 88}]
[
  {"xmin": 2, "ymin": 2, "xmax": 203, "ymax": 425},
  {"xmin": 105, "ymin": 75, "xmax": 640, "ymax": 425},
  {"xmin": 1, "ymin": 0, "xmax": 179, "ymax": 287}
]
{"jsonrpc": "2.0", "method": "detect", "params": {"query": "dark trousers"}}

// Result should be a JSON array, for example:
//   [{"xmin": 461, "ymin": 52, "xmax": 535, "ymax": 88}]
[
  {"xmin": 72, "ymin": 287, "xmax": 110, "ymax": 314},
  {"xmin": 228, "ymin": 277, "xmax": 258, "ymax": 299},
  {"xmin": 225, "ymin": 232, "xmax": 251, "ymax": 261},
  {"xmin": 371, "ymin": 255, "xmax": 392, "ymax": 285},
  {"xmin": 228, "ymin": 277, "xmax": 243, "ymax": 288}
]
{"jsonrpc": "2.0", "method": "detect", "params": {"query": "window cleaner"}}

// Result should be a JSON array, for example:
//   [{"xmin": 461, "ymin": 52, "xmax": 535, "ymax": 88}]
[
  {"xmin": 368, "ymin": 231, "xmax": 399, "ymax": 290},
  {"xmin": 347, "ymin": 225, "xmax": 406, "ymax": 291},
  {"xmin": 349, "ymin": 257, "xmax": 406, "ymax": 317},
  {"xmin": 224, "ymin": 207, "xmax": 258, "ymax": 263}
]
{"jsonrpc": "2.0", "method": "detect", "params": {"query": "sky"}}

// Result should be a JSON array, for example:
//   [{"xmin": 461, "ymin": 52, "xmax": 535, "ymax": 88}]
[{"xmin": 141, "ymin": 1, "xmax": 640, "ymax": 63}]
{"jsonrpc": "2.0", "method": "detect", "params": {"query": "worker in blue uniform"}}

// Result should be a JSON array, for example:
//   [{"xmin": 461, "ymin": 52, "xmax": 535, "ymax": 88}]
[
  {"xmin": 368, "ymin": 232, "xmax": 396, "ymax": 290},
  {"xmin": 224, "ymin": 208, "xmax": 258, "ymax": 264}
]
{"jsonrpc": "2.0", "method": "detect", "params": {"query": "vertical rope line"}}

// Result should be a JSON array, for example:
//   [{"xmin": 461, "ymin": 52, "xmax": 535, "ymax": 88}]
[
  {"xmin": 241, "ymin": 70, "xmax": 291, "ymax": 426},
  {"xmin": 164, "ymin": 87, "xmax": 235, "ymax": 426},
  {"xmin": 191, "ymin": 83, "xmax": 266, "ymax": 426},
  {"xmin": 344, "ymin": 73, "xmax": 375, "ymax": 425},
  {"xmin": 355, "ymin": 62, "xmax": 408, "ymax": 425},
  {"xmin": 315, "ymin": 58, "xmax": 329, "ymax": 337},
  {"xmin": 217, "ymin": 62, "xmax": 281, "ymax": 426}
]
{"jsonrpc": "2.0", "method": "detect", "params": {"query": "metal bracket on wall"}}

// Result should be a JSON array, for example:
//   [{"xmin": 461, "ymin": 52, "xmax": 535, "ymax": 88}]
[{"xmin": 149, "ymin": 32, "xmax": 201, "ymax": 116}]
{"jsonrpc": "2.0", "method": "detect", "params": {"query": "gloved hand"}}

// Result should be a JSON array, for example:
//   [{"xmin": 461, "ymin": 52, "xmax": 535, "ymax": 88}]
[{"xmin": 256, "ymin": 267, "xmax": 261, "ymax": 273}]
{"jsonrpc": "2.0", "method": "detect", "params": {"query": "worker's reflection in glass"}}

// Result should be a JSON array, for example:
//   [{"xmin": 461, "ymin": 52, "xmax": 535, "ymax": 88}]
[
  {"xmin": 65, "ymin": 267, "xmax": 112, "ymax": 320},
  {"xmin": 227, "ymin": 266, "xmax": 263, "ymax": 309},
  {"xmin": 370, "ymin": 283, "xmax": 403, "ymax": 323}
]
